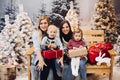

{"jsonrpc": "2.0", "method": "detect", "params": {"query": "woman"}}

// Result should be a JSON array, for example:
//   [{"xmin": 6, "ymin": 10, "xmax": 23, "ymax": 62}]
[
  {"xmin": 59, "ymin": 20, "xmax": 73, "ymax": 80},
  {"xmin": 59, "ymin": 20, "xmax": 87, "ymax": 80},
  {"xmin": 31, "ymin": 16, "xmax": 53, "ymax": 80}
]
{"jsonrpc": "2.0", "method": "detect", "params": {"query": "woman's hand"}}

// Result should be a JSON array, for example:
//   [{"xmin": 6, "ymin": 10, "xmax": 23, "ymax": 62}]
[
  {"xmin": 37, "ymin": 59, "xmax": 47, "ymax": 71},
  {"xmin": 36, "ymin": 50, "xmax": 47, "ymax": 71}
]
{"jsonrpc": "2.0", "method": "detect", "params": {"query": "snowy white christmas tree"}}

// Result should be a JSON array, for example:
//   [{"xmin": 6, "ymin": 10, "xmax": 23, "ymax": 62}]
[
  {"xmin": 15, "ymin": 4, "xmax": 33, "ymax": 66},
  {"xmin": 65, "ymin": 1, "xmax": 79, "ymax": 31},
  {"xmin": 114, "ymin": 35, "xmax": 120, "ymax": 66},
  {"xmin": 0, "ymin": 4, "xmax": 33, "ymax": 67},
  {"xmin": 0, "ymin": 15, "xmax": 23, "ymax": 65},
  {"xmin": 16, "ymin": 4, "xmax": 33, "ymax": 51}
]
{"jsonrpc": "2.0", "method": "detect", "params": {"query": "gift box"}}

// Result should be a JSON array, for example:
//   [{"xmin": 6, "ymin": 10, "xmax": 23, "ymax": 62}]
[
  {"xmin": 68, "ymin": 47, "xmax": 88, "ymax": 58},
  {"xmin": 87, "ymin": 42, "xmax": 112, "ymax": 64},
  {"xmin": 42, "ymin": 50, "xmax": 63, "ymax": 59}
]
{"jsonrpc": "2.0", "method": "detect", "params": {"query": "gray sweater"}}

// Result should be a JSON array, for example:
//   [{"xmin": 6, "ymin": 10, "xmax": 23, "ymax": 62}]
[{"xmin": 41, "ymin": 36, "xmax": 63, "ymax": 50}]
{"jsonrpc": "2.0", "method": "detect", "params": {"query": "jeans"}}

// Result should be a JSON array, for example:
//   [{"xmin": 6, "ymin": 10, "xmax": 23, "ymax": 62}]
[
  {"xmin": 31, "ymin": 52, "xmax": 54, "ymax": 80},
  {"xmin": 40, "ymin": 59, "xmax": 61, "ymax": 80},
  {"xmin": 30, "ymin": 64, "xmax": 40, "ymax": 80},
  {"xmin": 62, "ymin": 63, "xmax": 72, "ymax": 80},
  {"xmin": 79, "ymin": 57, "xmax": 87, "ymax": 80},
  {"xmin": 62, "ymin": 57, "xmax": 87, "ymax": 80},
  {"xmin": 30, "ymin": 64, "xmax": 54, "ymax": 80},
  {"xmin": 55, "ymin": 59, "xmax": 62, "ymax": 77}
]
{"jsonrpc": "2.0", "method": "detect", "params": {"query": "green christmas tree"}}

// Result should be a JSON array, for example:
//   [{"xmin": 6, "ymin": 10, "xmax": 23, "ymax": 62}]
[{"xmin": 94, "ymin": 0, "xmax": 118, "ymax": 44}]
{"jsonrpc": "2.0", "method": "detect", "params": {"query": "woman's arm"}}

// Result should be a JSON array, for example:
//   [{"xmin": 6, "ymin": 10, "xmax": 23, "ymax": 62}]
[
  {"xmin": 32, "ymin": 31, "xmax": 41, "ymax": 52},
  {"xmin": 32, "ymin": 31, "xmax": 46, "ymax": 70},
  {"xmin": 58, "ymin": 38, "xmax": 64, "ymax": 67},
  {"xmin": 36, "ymin": 50, "xmax": 46, "ymax": 70}
]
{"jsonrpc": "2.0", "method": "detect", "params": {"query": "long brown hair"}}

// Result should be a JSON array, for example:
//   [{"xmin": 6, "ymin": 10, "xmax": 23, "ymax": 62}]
[{"xmin": 59, "ymin": 20, "xmax": 73, "ymax": 43}]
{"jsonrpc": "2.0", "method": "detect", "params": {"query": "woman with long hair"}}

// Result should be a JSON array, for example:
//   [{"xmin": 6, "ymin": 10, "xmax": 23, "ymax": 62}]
[
  {"xmin": 59, "ymin": 20, "xmax": 73, "ymax": 80},
  {"xmin": 31, "ymin": 16, "xmax": 53, "ymax": 80}
]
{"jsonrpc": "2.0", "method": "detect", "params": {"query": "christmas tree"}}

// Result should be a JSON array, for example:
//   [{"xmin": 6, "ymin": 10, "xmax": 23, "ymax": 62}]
[
  {"xmin": 52, "ymin": 0, "xmax": 69, "ymax": 17},
  {"xmin": 14, "ymin": 4, "xmax": 33, "ymax": 66},
  {"xmin": 114, "ymin": 35, "xmax": 120, "ymax": 66},
  {"xmin": 93, "ymin": 0, "xmax": 118, "ymax": 44},
  {"xmin": 0, "ymin": 4, "xmax": 33, "ymax": 67},
  {"xmin": 5, "ymin": 0, "xmax": 17, "ymax": 24},
  {"xmin": 65, "ymin": 1, "xmax": 80, "ymax": 31},
  {"xmin": 50, "ymin": 0, "xmax": 69, "ymax": 27},
  {"xmin": 0, "ymin": 18, "xmax": 5, "ymax": 32},
  {"xmin": 0, "ymin": 15, "xmax": 23, "ymax": 65}
]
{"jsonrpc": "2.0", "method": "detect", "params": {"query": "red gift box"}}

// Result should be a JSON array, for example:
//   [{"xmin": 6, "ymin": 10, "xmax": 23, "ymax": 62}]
[
  {"xmin": 42, "ymin": 50, "xmax": 63, "ymax": 59},
  {"xmin": 87, "ymin": 42, "xmax": 112, "ymax": 64}
]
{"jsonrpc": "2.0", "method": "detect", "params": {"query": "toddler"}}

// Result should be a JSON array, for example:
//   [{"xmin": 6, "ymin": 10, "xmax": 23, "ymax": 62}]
[
  {"xmin": 40, "ymin": 24, "xmax": 63, "ymax": 80},
  {"xmin": 67, "ymin": 28, "xmax": 86, "ymax": 76}
]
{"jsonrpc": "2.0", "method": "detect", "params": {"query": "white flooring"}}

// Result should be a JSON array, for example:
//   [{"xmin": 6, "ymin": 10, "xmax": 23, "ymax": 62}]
[{"xmin": 15, "ymin": 66, "xmax": 120, "ymax": 80}]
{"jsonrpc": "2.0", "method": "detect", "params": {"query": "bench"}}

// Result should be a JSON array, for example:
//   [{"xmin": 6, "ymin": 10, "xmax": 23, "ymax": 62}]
[{"xmin": 26, "ymin": 30, "xmax": 115, "ymax": 80}]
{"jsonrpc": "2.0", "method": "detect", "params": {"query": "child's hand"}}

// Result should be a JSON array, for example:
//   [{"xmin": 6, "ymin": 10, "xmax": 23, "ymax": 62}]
[
  {"xmin": 58, "ymin": 57, "xmax": 64, "ymax": 68},
  {"xmin": 79, "ymin": 46, "xmax": 83, "ymax": 48},
  {"xmin": 48, "ymin": 43, "xmax": 51, "ymax": 48},
  {"xmin": 50, "ymin": 44, "xmax": 57, "ymax": 49},
  {"xmin": 73, "ymin": 47, "xmax": 77, "ymax": 49}
]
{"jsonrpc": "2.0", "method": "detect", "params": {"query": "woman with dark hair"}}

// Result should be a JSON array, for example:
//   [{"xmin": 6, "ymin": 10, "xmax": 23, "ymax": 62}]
[
  {"xmin": 59, "ymin": 20, "xmax": 73, "ymax": 80},
  {"xmin": 60, "ymin": 20, "xmax": 73, "ymax": 44},
  {"xmin": 60, "ymin": 20, "xmax": 87, "ymax": 80}
]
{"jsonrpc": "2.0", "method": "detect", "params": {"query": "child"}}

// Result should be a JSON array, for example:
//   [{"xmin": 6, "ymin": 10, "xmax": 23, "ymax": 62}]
[
  {"xmin": 40, "ymin": 25, "xmax": 63, "ymax": 80},
  {"xmin": 67, "ymin": 28, "xmax": 87, "ymax": 77}
]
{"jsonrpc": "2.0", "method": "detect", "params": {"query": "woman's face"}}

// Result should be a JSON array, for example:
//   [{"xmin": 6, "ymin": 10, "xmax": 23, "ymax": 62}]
[
  {"xmin": 62, "ymin": 23, "xmax": 70, "ymax": 35},
  {"xmin": 39, "ymin": 19, "xmax": 49, "ymax": 32}
]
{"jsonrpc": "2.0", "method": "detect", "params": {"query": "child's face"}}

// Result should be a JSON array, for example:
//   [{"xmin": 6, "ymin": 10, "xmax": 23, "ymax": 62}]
[
  {"xmin": 47, "ymin": 28, "xmax": 57, "ymax": 38},
  {"xmin": 74, "ymin": 33, "xmax": 81, "ymax": 41}
]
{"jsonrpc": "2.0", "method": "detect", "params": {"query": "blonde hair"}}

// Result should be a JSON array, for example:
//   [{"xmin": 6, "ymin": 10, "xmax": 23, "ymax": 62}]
[
  {"xmin": 36, "ymin": 16, "xmax": 50, "ymax": 44},
  {"xmin": 48, "ymin": 25, "xmax": 57, "ymax": 32}
]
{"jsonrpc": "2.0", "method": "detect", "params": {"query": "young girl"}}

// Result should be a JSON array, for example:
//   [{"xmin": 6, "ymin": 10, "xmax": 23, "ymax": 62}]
[
  {"xmin": 67, "ymin": 28, "xmax": 87, "ymax": 79},
  {"xmin": 40, "ymin": 25, "xmax": 63, "ymax": 80}
]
